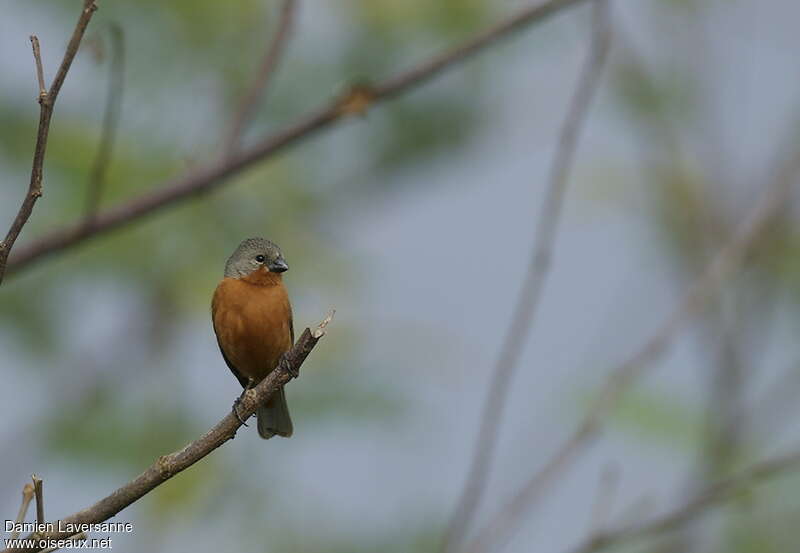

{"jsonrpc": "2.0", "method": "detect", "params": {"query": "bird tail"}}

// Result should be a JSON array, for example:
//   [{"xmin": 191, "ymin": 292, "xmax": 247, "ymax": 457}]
[{"xmin": 257, "ymin": 386, "xmax": 293, "ymax": 439}]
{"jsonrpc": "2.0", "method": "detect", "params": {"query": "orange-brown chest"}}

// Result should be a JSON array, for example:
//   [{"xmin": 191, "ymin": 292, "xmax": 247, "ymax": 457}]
[{"xmin": 211, "ymin": 270, "xmax": 293, "ymax": 381}]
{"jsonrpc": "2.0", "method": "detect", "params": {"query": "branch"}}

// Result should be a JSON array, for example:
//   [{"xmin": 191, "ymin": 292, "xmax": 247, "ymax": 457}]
[
  {"xmin": 6, "ymin": 0, "xmax": 591, "ymax": 277},
  {"xmin": 441, "ymin": 2, "xmax": 611, "ymax": 551},
  {"xmin": 464, "ymin": 147, "xmax": 800, "ymax": 553},
  {"xmin": 567, "ymin": 448, "xmax": 800, "ymax": 553},
  {"xmin": 31, "ymin": 37, "xmax": 46, "ymax": 100},
  {"xmin": 223, "ymin": 0, "xmax": 297, "ymax": 156},
  {"xmin": 31, "ymin": 476, "xmax": 44, "ymax": 529},
  {"xmin": 0, "ymin": 0, "xmax": 98, "ymax": 285},
  {"xmin": 83, "ymin": 22, "xmax": 125, "ymax": 223},
  {"xmin": 1, "ymin": 311, "xmax": 333, "ymax": 553},
  {"xmin": 9, "ymin": 484, "xmax": 35, "ymax": 540}
]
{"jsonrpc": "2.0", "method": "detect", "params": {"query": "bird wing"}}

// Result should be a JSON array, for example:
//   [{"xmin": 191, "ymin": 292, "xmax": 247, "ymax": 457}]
[
  {"xmin": 289, "ymin": 306, "xmax": 295, "ymax": 344},
  {"xmin": 216, "ymin": 336, "xmax": 250, "ymax": 388},
  {"xmin": 211, "ymin": 280, "xmax": 250, "ymax": 388}
]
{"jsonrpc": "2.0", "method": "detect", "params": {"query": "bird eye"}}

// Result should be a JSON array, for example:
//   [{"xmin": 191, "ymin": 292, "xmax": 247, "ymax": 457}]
[{"xmin": 255, "ymin": 255, "xmax": 265, "ymax": 263}]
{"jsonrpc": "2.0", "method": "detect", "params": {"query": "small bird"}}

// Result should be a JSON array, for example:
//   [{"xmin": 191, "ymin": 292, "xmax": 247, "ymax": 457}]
[{"xmin": 212, "ymin": 237, "xmax": 294, "ymax": 439}]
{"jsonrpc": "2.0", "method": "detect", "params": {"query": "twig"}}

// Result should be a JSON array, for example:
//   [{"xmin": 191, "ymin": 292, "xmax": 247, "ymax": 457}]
[
  {"xmin": 1, "ymin": 311, "xmax": 332, "ymax": 553},
  {"xmin": 30, "ymin": 37, "xmax": 46, "ymax": 100},
  {"xmin": 9, "ymin": 484, "xmax": 35, "ymax": 540},
  {"xmin": 6, "ymin": 0, "xmax": 591, "ymax": 277},
  {"xmin": 464, "ymin": 146, "xmax": 800, "ymax": 553},
  {"xmin": 0, "ymin": 0, "xmax": 99, "ymax": 285},
  {"xmin": 31, "ymin": 476, "xmax": 43, "ymax": 528},
  {"xmin": 567, "ymin": 448, "xmax": 800, "ymax": 553},
  {"xmin": 39, "ymin": 532, "xmax": 86, "ymax": 553},
  {"xmin": 441, "ymin": 3, "xmax": 611, "ymax": 551},
  {"xmin": 223, "ymin": 0, "xmax": 296, "ymax": 156},
  {"xmin": 83, "ymin": 22, "xmax": 125, "ymax": 223}
]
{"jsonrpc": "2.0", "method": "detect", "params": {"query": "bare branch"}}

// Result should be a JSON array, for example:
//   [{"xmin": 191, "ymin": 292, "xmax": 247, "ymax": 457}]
[
  {"xmin": 30, "ymin": 37, "xmax": 46, "ymax": 100},
  {"xmin": 464, "ymin": 147, "xmax": 800, "ymax": 553},
  {"xmin": 83, "ymin": 22, "xmax": 125, "ymax": 223},
  {"xmin": 9, "ymin": 484, "xmax": 35, "ymax": 540},
  {"xmin": 223, "ymin": 0, "xmax": 297, "ymax": 156},
  {"xmin": 567, "ymin": 448, "xmax": 800, "ymax": 553},
  {"xmin": 6, "ymin": 0, "xmax": 591, "ymax": 277},
  {"xmin": 0, "ymin": 0, "xmax": 99, "ymax": 285},
  {"xmin": 1, "ymin": 312, "xmax": 332, "ymax": 553},
  {"xmin": 31, "ymin": 476, "xmax": 43, "ymax": 529},
  {"xmin": 441, "ymin": 3, "xmax": 611, "ymax": 551}
]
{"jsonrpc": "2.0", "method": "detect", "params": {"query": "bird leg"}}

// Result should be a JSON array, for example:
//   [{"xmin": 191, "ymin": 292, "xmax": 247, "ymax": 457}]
[
  {"xmin": 232, "ymin": 377, "xmax": 256, "ymax": 426},
  {"xmin": 280, "ymin": 357, "xmax": 299, "ymax": 378}
]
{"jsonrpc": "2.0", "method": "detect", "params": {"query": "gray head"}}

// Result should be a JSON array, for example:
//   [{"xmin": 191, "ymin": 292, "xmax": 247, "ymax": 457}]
[{"xmin": 224, "ymin": 237, "xmax": 288, "ymax": 278}]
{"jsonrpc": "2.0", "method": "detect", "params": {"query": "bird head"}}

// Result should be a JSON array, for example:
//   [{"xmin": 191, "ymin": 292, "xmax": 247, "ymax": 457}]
[{"xmin": 224, "ymin": 237, "xmax": 288, "ymax": 278}]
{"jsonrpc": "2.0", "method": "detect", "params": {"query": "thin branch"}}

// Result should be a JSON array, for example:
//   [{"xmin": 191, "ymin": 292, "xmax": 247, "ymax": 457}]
[
  {"xmin": 464, "ymin": 148, "xmax": 800, "ymax": 553},
  {"xmin": 223, "ymin": 0, "xmax": 297, "ymax": 156},
  {"xmin": 6, "ymin": 0, "xmax": 591, "ymax": 277},
  {"xmin": 0, "ymin": 0, "xmax": 99, "ymax": 285},
  {"xmin": 9, "ymin": 484, "xmax": 35, "ymax": 540},
  {"xmin": 31, "ymin": 476, "xmax": 44, "ymax": 528},
  {"xmin": 567, "ymin": 448, "xmax": 800, "ymax": 553},
  {"xmin": 441, "ymin": 3, "xmax": 611, "ymax": 551},
  {"xmin": 30, "ymin": 37, "xmax": 46, "ymax": 100},
  {"xmin": 83, "ymin": 22, "xmax": 125, "ymax": 223},
  {"xmin": 1, "ymin": 311, "xmax": 333, "ymax": 553}
]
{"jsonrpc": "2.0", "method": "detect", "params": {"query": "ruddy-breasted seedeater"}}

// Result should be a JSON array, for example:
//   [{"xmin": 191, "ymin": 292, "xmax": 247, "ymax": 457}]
[{"xmin": 212, "ymin": 237, "xmax": 294, "ymax": 439}]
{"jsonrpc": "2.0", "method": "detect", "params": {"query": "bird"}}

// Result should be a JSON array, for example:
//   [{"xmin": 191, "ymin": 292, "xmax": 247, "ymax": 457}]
[{"xmin": 211, "ymin": 237, "xmax": 294, "ymax": 439}]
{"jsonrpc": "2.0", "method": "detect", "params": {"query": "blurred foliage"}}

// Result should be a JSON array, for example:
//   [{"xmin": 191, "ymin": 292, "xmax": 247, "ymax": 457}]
[
  {"xmin": 4, "ymin": 1, "xmax": 800, "ymax": 553},
  {"xmin": 606, "ymin": 5, "xmax": 800, "ymax": 553},
  {"xmin": 350, "ymin": 0, "xmax": 488, "ymax": 39},
  {"xmin": 272, "ymin": 522, "xmax": 442, "ymax": 553},
  {"xmin": 44, "ymin": 379, "xmax": 198, "ymax": 469},
  {"xmin": 609, "ymin": 389, "xmax": 703, "ymax": 451},
  {"xmin": 0, "ymin": 0, "xmax": 494, "ymax": 551}
]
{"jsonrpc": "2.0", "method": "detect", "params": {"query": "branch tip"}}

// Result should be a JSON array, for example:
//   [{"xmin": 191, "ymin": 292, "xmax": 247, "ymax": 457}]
[
  {"xmin": 10, "ymin": 483, "xmax": 36, "ymax": 540},
  {"xmin": 313, "ymin": 309, "xmax": 335, "ymax": 338},
  {"xmin": 31, "ymin": 475, "xmax": 44, "ymax": 527},
  {"xmin": 22, "ymin": 483, "xmax": 35, "ymax": 499},
  {"xmin": 29, "ymin": 35, "xmax": 46, "ymax": 100},
  {"xmin": 1, "ymin": 0, "xmax": 97, "ymax": 285}
]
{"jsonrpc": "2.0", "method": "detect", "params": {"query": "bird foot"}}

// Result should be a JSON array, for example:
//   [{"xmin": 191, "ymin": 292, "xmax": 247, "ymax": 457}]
[
  {"xmin": 282, "ymin": 358, "xmax": 299, "ymax": 378},
  {"xmin": 232, "ymin": 378, "xmax": 256, "ymax": 426},
  {"xmin": 232, "ymin": 397, "xmax": 249, "ymax": 426}
]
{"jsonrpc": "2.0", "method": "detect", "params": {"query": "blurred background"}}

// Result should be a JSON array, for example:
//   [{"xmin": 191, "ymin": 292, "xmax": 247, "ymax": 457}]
[{"xmin": 3, "ymin": 1, "xmax": 800, "ymax": 552}]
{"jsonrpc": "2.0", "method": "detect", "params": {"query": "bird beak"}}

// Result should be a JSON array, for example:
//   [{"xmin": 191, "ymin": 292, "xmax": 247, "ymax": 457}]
[{"xmin": 269, "ymin": 258, "xmax": 289, "ymax": 273}]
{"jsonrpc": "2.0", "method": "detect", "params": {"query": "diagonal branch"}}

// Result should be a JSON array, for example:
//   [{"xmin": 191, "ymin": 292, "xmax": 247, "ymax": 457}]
[
  {"xmin": 464, "ymin": 147, "xmax": 800, "ymax": 553},
  {"xmin": 1, "ymin": 311, "xmax": 333, "ymax": 553},
  {"xmin": 441, "ymin": 2, "xmax": 611, "ymax": 551},
  {"xmin": 223, "ymin": 0, "xmax": 297, "ymax": 156},
  {"xmin": 6, "ymin": 0, "xmax": 591, "ymax": 277},
  {"xmin": 567, "ymin": 448, "xmax": 800, "ymax": 553},
  {"xmin": 0, "ymin": 0, "xmax": 99, "ymax": 285}
]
